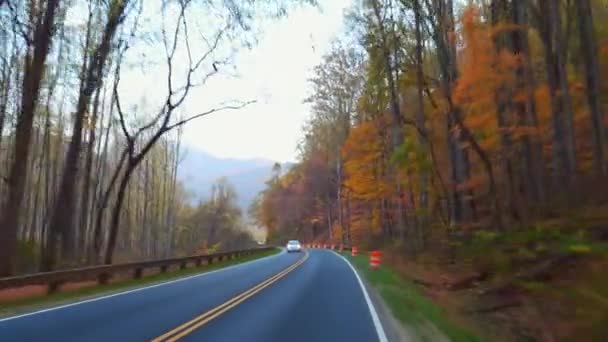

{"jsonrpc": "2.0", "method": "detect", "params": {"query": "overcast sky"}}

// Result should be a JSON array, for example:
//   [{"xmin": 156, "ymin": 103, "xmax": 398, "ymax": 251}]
[{"xmin": 172, "ymin": 0, "xmax": 352, "ymax": 163}]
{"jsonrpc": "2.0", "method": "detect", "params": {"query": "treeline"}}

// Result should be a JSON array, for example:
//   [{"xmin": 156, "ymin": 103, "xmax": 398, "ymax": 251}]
[
  {"xmin": 254, "ymin": 0, "xmax": 608, "ymax": 250},
  {"xmin": 0, "ymin": 0, "xmax": 310, "ymax": 276}
]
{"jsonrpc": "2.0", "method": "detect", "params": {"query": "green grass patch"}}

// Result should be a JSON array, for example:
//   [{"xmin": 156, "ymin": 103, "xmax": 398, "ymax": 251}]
[
  {"xmin": 0, "ymin": 248, "xmax": 280, "ymax": 317},
  {"xmin": 346, "ymin": 254, "xmax": 479, "ymax": 342}
]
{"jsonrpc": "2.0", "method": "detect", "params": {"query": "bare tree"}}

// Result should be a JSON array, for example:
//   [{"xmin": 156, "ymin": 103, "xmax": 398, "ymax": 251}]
[
  {"xmin": 536, "ymin": 0, "xmax": 577, "ymax": 197},
  {"xmin": 369, "ymin": 0, "xmax": 409, "ymax": 238},
  {"xmin": 0, "ymin": 0, "xmax": 61, "ymax": 276},
  {"xmin": 93, "ymin": 1, "xmax": 254, "ymax": 264},
  {"xmin": 575, "ymin": 0, "xmax": 606, "ymax": 176},
  {"xmin": 43, "ymin": 0, "xmax": 131, "ymax": 271}
]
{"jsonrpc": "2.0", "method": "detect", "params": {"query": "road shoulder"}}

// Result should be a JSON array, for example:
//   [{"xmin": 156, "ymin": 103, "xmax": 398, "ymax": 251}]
[
  {"xmin": 338, "ymin": 251, "xmax": 453, "ymax": 342},
  {"xmin": 363, "ymin": 278, "xmax": 418, "ymax": 342}
]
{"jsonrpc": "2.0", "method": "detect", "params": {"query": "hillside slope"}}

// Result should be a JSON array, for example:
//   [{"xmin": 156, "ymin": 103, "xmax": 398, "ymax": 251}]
[{"xmin": 177, "ymin": 146, "xmax": 291, "ymax": 216}]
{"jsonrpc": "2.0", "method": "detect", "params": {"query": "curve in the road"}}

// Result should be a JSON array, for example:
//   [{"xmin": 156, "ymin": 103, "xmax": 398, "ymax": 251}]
[
  {"xmin": 178, "ymin": 249, "xmax": 388, "ymax": 342},
  {"xmin": 0, "ymin": 249, "xmax": 389, "ymax": 342}
]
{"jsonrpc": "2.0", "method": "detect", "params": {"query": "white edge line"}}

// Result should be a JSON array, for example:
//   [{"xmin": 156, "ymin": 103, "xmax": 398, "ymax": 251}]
[
  {"xmin": 0, "ymin": 248, "xmax": 284, "ymax": 323},
  {"xmin": 331, "ymin": 250, "xmax": 389, "ymax": 342}
]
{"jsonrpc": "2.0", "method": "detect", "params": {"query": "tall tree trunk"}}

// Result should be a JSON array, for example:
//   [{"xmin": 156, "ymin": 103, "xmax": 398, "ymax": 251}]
[
  {"xmin": 511, "ymin": 0, "xmax": 545, "ymax": 208},
  {"xmin": 539, "ymin": 0, "xmax": 577, "ymax": 197},
  {"xmin": 370, "ymin": 0, "xmax": 408, "ymax": 238},
  {"xmin": 491, "ymin": 0, "xmax": 518, "ymax": 222},
  {"xmin": 575, "ymin": 0, "xmax": 606, "ymax": 176},
  {"xmin": 429, "ymin": 0, "xmax": 501, "ymax": 228},
  {"xmin": 166, "ymin": 129, "xmax": 182, "ymax": 257},
  {"xmin": 40, "ymin": 83, "xmax": 67, "ymax": 270},
  {"xmin": 413, "ymin": 0, "xmax": 429, "ymax": 235},
  {"xmin": 77, "ymin": 85, "xmax": 103, "ymax": 258},
  {"xmin": 90, "ymin": 89, "xmax": 115, "ymax": 233},
  {"xmin": 142, "ymin": 158, "xmax": 150, "ymax": 257},
  {"xmin": 26, "ymin": 124, "xmax": 43, "ymax": 242},
  {"xmin": 336, "ymin": 146, "xmax": 343, "ymax": 243},
  {"xmin": 431, "ymin": 0, "xmax": 471, "ymax": 225},
  {"xmin": 0, "ymin": 27, "xmax": 13, "ymax": 159},
  {"xmin": 0, "ymin": 0, "xmax": 61, "ymax": 276},
  {"xmin": 105, "ymin": 166, "xmax": 134, "ymax": 264},
  {"xmin": 91, "ymin": 149, "xmax": 127, "ymax": 263},
  {"xmin": 46, "ymin": 0, "xmax": 128, "ymax": 270}
]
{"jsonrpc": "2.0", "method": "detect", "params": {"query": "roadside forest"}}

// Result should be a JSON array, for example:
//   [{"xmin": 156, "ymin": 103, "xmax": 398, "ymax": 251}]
[
  {"xmin": 253, "ymin": 0, "xmax": 608, "ymax": 339},
  {"xmin": 0, "ymin": 0, "xmax": 313, "ymax": 276}
]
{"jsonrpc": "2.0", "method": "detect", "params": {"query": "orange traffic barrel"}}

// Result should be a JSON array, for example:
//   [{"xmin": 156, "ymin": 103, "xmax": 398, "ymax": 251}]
[
  {"xmin": 351, "ymin": 246, "xmax": 358, "ymax": 257},
  {"xmin": 370, "ymin": 251, "xmax": 382, "ymax": 269}
]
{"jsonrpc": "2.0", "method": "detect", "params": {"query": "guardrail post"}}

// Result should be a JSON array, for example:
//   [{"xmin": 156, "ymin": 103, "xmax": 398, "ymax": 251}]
[
  {"xmin": 98, "ymin": 272, "xmax": 110, "ymax": 285},
  {"xmin": 160, "ymin": 265, "xmax": 168, "ymax": 273},
  {"xmin": 48, "ymin": 281, "xmax": 61, "ymax": 294},
  {"xmin": 218, "ymin": 255, "xmax": 223, "ymax": 262},
  {"xmin": 207, "ymin": 257, "xmax": 213, "ymax": 265},
  {"xmin": 195, "ymin": 258, "xmax": 202, "ymax": 267},
  {"xmin": 180, "ymin": 261, "xmax": 187, "ymax": 270},
  {"xmin": 133, "ymin": 268, "xmax": 143, "ymax": 279}
]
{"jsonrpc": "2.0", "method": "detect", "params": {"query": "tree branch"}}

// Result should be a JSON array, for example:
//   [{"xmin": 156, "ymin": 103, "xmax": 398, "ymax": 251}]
[
  {"xmin": 112, "ymin": 48, "xmax": 133, "ymax": 144},
  {"xmin": 165, "ymin": 100, "xmax": 255, "ymax": 131}
]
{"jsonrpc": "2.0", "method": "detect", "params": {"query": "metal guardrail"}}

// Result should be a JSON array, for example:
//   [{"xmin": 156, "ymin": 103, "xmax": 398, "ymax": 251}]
[
  {"xmin": 304, "ymin": 244, "xmax": 352, "ymax": 251},
  {"xmin": 0, "ymin": 247, "xmax": 275, "ymax": 294}
]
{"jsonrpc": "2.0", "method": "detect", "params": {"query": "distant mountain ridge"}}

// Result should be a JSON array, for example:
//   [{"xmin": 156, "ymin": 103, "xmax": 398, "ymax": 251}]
[{"xmin": 176, "ymin": 146, "xmax": 291, "ymax": 218}]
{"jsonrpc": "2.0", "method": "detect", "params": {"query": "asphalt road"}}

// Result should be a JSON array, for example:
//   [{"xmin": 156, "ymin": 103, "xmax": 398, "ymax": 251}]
[{"xmin": 0, "ymin": 249, "xmax": 387, "ymax": 342}]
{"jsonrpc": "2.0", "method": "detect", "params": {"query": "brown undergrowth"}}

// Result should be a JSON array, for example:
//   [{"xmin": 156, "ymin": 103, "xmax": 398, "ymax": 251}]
[{"xmin": 381, "ymin": 205, "xmax": 608, "ymax": 341}]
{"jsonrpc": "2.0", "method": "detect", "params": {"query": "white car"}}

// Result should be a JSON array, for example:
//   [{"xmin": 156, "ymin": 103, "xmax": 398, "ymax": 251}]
[{"xmin": 286, "ymin": 240, "xmax": 302, "ymax": 253}]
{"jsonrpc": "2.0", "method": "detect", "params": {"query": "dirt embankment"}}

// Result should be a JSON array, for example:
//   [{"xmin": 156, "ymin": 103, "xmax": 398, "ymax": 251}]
[{"xmin": 382, "ymin": 223, "xmax": 608, "ymax": 341}]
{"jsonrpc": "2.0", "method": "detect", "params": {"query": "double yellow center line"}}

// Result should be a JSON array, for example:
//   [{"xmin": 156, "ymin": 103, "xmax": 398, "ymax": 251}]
[{"xmin": 151, "ymin": 251, "xmax": 309, "ymax": 342}]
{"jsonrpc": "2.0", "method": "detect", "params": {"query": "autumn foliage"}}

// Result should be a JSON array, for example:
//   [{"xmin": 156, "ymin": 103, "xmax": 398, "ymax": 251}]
[{"xmin": 256, "ymin": 1, "xmax": 608, "ymax": 253}]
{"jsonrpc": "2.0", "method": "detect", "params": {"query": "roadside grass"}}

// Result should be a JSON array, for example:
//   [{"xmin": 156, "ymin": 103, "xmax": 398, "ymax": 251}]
[
  {"xmin": 0, "ymin": 248, "xmax": 280, "ymax": 318},
  {"xmin": 346, "ymin": 253, "xmax": 479, "ymax": 342}
]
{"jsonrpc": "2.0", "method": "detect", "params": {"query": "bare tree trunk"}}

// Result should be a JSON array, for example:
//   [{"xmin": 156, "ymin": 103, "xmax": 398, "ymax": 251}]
[
  {"xmin": 539, "ymin": 0, "xmax": 577, "ymax": 197},
  {"xmin": 575, "ymin": 0, "xmax": 606, "ymax": 176},
  {"xmin": 0, "ymin": 0, "xmax": 61, "ymax": 276},
  {"xmin": 90, "ymin": 89, "xmax": 115, "ymax": 233},
  {"xmin": 103, "ymin": 167, "xmax": 136, "ymax": 265},
  {"xmin": 431, "ymin": 0, "xmax": 471, "ymax": 225},
  {"xmin": 428, "ymin": 0, "xmax": 501, "ymax": 228},
  {"xmin": 370, "ymin": 0, "xmax": 408, "ymax": 238},
  {"xmin": 46, "ymin": 0, "xmax": 128, "ymax": 270},
  {"xmin": 492, "ymin": 0, "xmax": 519, "ymax": 222},
  {"xmin": 103, "ymin": 129, "xmax": 166, "ymax": 263},
  {"xmin": 511, "ymin": 0, "xmax": 545, "ymax": 209},
  {"xmin": 26, "ymin": 124, "xmax": 43, "ymax": 242},
  {"xmin": 77, "ymin": 85, "xmax": 103, "ymax": 258},
  {"xmin": 345, "ymin": 191, "xmax": 352, "ymax": 245},
  {"xmin": 157, "ymin": 139, "xmax": 169, "ymax": 257},
  {"xmin": 166, "ymin": 129, "xmax": 182, "ymax": 257},
  {"xmin": 413, "ymin": 0, "xmax": 429, "ymax": 238},
  {"xmin": 160, "ymin": 140, "xmax": 170, "ymax": 257},
  {"xmin": 142, "ymin": 158, "xmax": 150, "ymax": 257},
  {"xmin": 337, "ymin": 150, "xmax": 343, "ymax": 242},
  {"xmin": 150, "ymin": 155, "xmax": 158, "ymax": 257},
  {"xmin": 91, "ymin": 148, "xmax": 127, "ymax": 263},
  {"xmin": 0, "ymin": 26, "xmax": 13, "ymax": 160}
]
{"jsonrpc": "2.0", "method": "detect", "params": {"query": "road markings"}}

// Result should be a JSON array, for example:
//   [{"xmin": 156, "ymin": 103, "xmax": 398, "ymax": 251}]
[
  {"xmin": 331, "ymin": 250, "xmax": 389, "ymax": 342},
  {"xmin": 151, "ymin": 251, "xmax": 309, "ymax": 342},
  {"xmin": 0, "ymin": 249, "xmax": 284, "ymax": 323}
]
